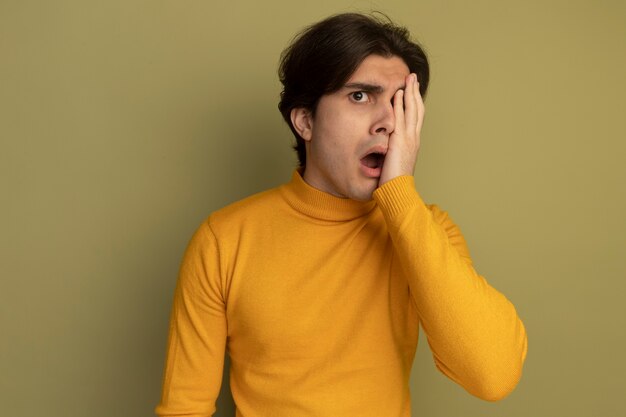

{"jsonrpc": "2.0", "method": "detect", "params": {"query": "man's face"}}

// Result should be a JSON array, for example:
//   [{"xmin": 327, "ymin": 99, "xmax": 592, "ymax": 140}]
[{"xmin": 302, "ymin": 54, "xmax": 410, "ymax": 201}]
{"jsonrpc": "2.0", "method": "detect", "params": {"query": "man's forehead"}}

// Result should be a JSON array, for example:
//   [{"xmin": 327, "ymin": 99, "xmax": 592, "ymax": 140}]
[{"xmin": 344, "ymin": 55, "xmax": 410, "ymax": 91}]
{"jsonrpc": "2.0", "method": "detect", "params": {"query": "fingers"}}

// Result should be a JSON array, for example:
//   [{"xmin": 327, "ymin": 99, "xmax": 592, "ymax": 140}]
[
  {"xmin": 393, "ymin": 88, "xmax": 405, "ymax": 134},
  {"xmin": 392, "ymin": 73, "xmax": 425, "ymax": 141},
  {"xmin": 383, "ymin": 73, "xmax": 424, "ymax": 183},
  {"xmin": 403, "ymin": 73, "xmax": 425, "ymax": 135},
  {"xmin": 404, "ymin": 74, "xmax": 417, "ymax": 132},
  {"xmin": 414, "ymin": 75, "xmax": 425, "ymax": 135}
]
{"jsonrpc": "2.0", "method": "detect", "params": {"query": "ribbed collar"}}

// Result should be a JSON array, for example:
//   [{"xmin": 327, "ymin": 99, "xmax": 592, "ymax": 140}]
[{"xmin": 279, "ymin": 169, "xmax": 377, "ymax": 222}]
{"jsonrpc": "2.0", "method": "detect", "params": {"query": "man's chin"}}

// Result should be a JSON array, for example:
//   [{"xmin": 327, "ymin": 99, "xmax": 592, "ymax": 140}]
[{"xmin": 349, "ymin": 183, "xmax": 378, "ymax": 202}]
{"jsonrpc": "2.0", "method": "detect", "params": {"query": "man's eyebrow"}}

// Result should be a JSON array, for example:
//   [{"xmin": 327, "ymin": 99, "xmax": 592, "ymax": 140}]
[
  {"xmin": 343, "ymin": 82, "xmax": 384, "ymax": 93},
  {"xmin": 343, "ymin": 82, "xmax": 406, "ymax": 93}
]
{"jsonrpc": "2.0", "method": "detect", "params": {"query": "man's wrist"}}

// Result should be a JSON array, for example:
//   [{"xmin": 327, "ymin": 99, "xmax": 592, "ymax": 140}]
[{"xmin": 373, "ymin": 175, "xmax": 420, "ymax": 218}]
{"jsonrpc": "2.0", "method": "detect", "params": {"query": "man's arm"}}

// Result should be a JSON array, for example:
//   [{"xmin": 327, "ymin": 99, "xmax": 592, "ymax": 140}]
[
  {"xmin": 375, "ymin": 73, "xmax": 527, "ymax": 401},
  {"xmin": 374, "ymin": 177, "xmax": 528, "ymax": 401},
  {"xmin": 155, "ymin": 220, "xmax": 227, "ymax": 417}
]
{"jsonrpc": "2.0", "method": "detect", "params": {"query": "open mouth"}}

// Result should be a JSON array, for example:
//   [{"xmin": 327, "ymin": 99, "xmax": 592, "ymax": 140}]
[
  {"xmin": 361, "ymin": 151, "xmax": 385, "ymax": 169},
  {"xmin": 360, "ymin": 150, "xmax": 386, "ymax": 177}
]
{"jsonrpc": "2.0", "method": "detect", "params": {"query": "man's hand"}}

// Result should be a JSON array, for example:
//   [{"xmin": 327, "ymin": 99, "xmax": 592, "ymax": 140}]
[{"xmin": 379, "ymin": 73, "xmax": 425, "ymax": 186}]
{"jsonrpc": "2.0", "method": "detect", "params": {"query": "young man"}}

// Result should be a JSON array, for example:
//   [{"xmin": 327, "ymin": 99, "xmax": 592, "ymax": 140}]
[{"xmin": 156, "ymin": 13, "xmax": 528, "ymax": 417}]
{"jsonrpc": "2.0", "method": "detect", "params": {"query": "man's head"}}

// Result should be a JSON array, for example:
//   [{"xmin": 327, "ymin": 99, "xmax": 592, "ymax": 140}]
[{"xmin": 278, "ymin": 12, "xmax": 430, "ymax": 169}]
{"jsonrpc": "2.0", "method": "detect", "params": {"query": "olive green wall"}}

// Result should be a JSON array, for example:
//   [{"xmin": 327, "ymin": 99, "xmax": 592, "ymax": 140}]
[{"xmin": 1, "ymin": 1, "xmax": 624, "ymax": 416}]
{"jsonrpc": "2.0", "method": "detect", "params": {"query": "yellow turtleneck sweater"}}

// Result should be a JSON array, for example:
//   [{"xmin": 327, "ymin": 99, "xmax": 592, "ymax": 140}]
[{"xmin": 155, "ymin": 171, "xmax": 528, "ymax": 417}]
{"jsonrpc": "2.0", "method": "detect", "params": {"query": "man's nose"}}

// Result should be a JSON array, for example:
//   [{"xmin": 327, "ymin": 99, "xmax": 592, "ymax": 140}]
[{"xmin": 371, "ymin": 100, "xmax": 395, "ymax": 135}]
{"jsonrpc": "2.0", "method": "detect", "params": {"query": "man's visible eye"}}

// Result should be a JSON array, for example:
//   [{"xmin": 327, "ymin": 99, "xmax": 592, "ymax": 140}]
[{"xmin": 350, "ymin": 91, "xmax": 370, "ymax": 103}]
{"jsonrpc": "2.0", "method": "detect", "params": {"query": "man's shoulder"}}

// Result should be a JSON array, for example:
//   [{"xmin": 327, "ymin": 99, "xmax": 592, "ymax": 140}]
[
  {"xmin": 425, "ymin": 202, "xmax": 448, "ymax": 222},
  {"xmin": 205, "ymin": 184, "xmax": 286, "ymax": 234},
  {"xmin": 425, "ymin": 202, "xmax": 458, "ymax": 232},
  {"xmin": 424, "ymin": 202, "xmax": 473, "ymax": 264}
]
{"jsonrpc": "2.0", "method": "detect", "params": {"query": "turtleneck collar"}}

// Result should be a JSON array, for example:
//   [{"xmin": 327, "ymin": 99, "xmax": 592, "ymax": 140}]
[{"xmin": 279, "ymin": 169, "xmax": 377, "ymax": 222}]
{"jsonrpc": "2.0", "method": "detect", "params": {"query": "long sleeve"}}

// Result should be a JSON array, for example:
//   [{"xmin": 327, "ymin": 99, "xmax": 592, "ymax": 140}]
[
  {"xmin": 373, "ymin": 176, "xmax": 528, "ymax": 402},
  {"xmin": 155, "ymin": 220, "xmax": 228, "ymax": 417}
]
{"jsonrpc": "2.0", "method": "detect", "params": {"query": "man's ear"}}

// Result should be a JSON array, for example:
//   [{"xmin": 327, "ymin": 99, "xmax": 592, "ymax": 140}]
[{"xmin": 290, "ymin": 108, "xmax": 313, "ymax": 141}]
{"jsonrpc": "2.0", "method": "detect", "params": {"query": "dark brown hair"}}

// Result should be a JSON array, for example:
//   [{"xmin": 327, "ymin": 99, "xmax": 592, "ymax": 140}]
[{"xmin": 278, "ymin": 12, "xmax": 430, "ymax": 167}]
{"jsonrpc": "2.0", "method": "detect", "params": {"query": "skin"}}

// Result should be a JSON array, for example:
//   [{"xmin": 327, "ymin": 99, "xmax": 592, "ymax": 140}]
[{"xmin": 291, "ymin": 54, "xmax": 426, "ymax": 201}]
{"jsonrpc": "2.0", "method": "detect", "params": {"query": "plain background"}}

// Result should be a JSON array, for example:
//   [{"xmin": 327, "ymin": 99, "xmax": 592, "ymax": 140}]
[{"xmin": 1, "ymin": 0, "xmax": 625, "ymax": 416}]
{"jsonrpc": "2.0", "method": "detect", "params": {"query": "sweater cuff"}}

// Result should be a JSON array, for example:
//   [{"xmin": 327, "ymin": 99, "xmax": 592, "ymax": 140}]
[{"xmin": 373, "ymin": 175, "xmax": 423, "ymax": 218}]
